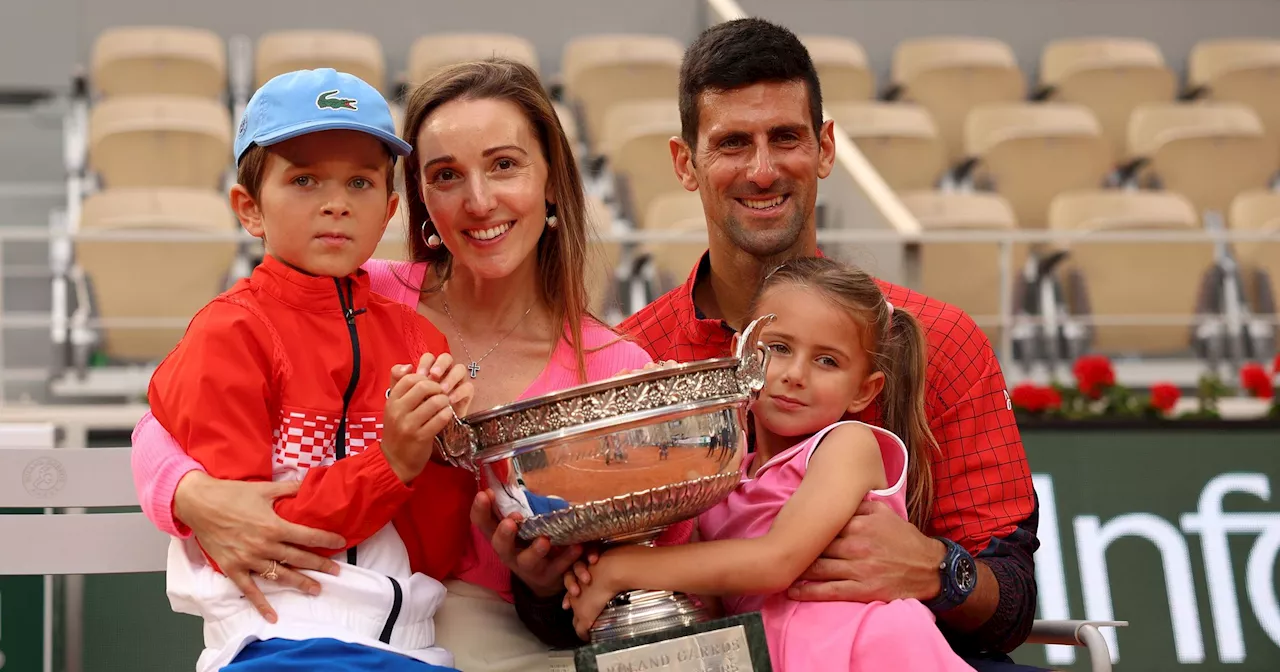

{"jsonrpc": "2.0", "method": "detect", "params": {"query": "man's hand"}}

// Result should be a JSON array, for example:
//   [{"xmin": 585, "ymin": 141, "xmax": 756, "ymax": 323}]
[
  {"xmin": 786, "ymin": 500, "xmax": 945, "ymax": 603},
  {"xmin": 470, "ymin": 488, "xmax": 584, "ymax": 597},
  {"xmin": 172, "ymin": 471, "xmax": 346, "ymax": 623}
]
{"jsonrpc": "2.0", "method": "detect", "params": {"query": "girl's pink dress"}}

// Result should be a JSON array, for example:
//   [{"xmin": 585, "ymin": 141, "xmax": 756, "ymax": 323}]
[{"xmin": 697, "ymin": 420, "xmax": 975, "ymax": 672}]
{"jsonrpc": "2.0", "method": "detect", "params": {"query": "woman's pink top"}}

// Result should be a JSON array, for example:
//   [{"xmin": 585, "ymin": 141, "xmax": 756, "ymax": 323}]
[{"xmin": 131, "ymin": 259, "xmax": 657, "ymax": 600}]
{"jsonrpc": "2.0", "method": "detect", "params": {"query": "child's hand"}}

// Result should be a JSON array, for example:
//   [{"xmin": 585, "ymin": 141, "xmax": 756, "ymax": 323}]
[
  {"xmin": 561, "ymin": 550, "xmax": 601, "ymax": 601},
  {"xmin": 416, "ymin": 353, "xmax": 475, "ymax": 417},
  {"xmin": 383, "ymin": 363, "xmax": 454, "ymax": 484},
  {"xmin": 563, "ymin": 552, "xmax": 620, "ymax": 641}
]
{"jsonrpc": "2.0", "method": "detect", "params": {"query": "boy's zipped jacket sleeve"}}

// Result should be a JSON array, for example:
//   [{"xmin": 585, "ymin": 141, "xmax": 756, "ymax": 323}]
[{"xmin": 147, "ymin": 298, "xmax": 413, "ymax": 561}]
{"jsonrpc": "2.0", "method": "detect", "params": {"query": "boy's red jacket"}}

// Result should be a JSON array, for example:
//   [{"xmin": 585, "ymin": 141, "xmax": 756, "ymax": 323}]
[{"xmin": 148, "ymin": 254, "xmax": 475, "ymax": 580}]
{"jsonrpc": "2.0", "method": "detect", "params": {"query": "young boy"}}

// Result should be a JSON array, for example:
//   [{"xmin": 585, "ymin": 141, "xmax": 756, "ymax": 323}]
[{"xmin": 148, "ymin": 68, "xmax": 475, "ymax": 672}]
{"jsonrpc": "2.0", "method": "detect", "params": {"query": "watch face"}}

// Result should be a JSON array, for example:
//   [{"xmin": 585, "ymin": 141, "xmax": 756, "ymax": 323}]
[{"xmin": 955, "ymin": 555, "xmax": 977, "ymax": 592}]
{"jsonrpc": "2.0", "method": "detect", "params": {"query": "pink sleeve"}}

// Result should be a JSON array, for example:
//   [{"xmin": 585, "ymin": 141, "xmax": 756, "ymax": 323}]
[
  {"xmin": 363, "ymin": 259, "xmax": 427, "ymax": 308},
  {"xmin": 130, "ymin": 409, "xmax": 205, "ymax": 538}
]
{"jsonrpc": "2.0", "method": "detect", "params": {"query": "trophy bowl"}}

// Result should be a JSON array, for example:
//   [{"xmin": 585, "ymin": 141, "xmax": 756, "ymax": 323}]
[{"xmin": 436, "ymin": 315, "xmax": 774, "ymax": 644}]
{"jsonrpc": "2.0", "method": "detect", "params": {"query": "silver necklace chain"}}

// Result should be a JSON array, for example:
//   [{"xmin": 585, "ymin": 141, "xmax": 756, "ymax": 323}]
[{"xmin": 441, "ymin": 293, "xmax": 534, "ymax": 379}]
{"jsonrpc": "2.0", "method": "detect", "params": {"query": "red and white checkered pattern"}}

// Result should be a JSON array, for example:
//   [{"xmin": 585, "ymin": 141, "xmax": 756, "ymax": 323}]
[{"xmin": 272, "ymin": 410, "xmax": 383, "ymax": 476}]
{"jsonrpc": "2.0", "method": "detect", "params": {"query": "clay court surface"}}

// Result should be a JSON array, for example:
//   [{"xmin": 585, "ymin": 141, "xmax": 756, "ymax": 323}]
[{"xmin": 517, "ymin": 445, "xmax": 742, "ymax": 503}]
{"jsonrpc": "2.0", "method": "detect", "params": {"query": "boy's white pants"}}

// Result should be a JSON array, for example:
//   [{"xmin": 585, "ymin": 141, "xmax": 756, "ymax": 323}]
[{"xmin": 435, "ymin": 579, "xmax": 557, "ymax": 672}]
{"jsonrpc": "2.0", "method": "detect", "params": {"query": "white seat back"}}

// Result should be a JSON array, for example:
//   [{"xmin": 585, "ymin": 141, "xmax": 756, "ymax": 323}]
[{"xmin": 0, "ymin": 445, "xmax": 170, "ymax": 575}]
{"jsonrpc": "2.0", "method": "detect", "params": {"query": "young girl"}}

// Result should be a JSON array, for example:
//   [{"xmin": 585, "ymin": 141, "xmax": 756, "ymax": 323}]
[{"xmin": 563, "ymin": 256, "xmax": 975, "ymax": 671}]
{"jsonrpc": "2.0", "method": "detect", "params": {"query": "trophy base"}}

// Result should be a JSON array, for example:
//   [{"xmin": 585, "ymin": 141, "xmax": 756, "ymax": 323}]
[
  {"xmin": 549, "ymin": 611, "xmax": 772, "ymax": 672},
  {"xmin": 592, "ymin": 590, "xmax": 710, "ymax": 643}
]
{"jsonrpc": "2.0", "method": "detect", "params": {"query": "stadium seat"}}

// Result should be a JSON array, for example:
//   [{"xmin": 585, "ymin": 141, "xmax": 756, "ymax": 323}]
[
  {"xmin": 1048, "ymin": 189, "xmax": 1211, "ymax": 355},
  {"xmin": 599, "ymin": 99, "xmax": 683, "ymax": 224},
  {"xmin": 585, "ymin": 195, "xmax": 623, "ymax": 316},
  {"xmin": 255, "ymin": 30, "xmax": 386, "ymax": 91},
  {"xmin": 560, "ymin": 34, "xmax": 683, "ymax": 148},
  {"xmin": 1228, "ymin": 190, "xmax": 1280, "ymax": 317},
  {"xmin": 1126, "ymin": 102, "xmax": 1278, "ymax": 216},
  {"xmin": 90, "ymin": 26, "xmax": 227, "ymax": 99},
  {"xmin": 1037, "ymin": 38, "xmax": 1176, "ymax": 154},
  {"xmin": 73, "ymin": 188, "xmax": 239, "ymax": 362},
  {"xmin": 641, "ymin": 190, "xmax": 710, "ymax": 290},
  {"xmin": 899, "ymin": 190, "xmax": 1022, "ymax": 342},
  {"xmin": 555, "ymin": 102, "xmax": 583, "ymax": 155},
  {"xmin": 0, "ymin": 444, "xmax": 169, "ymax": 576},
  {"xmin": 888, "ymin": 37, "xmax": 1026, "ymax": 162},
  {"xmin": 801, "ymin": 35, "xmax": 875, "ymax": 103},
  {"xmin": 1188, "ymin": 39, "xmax": 1280, "ymax": 149},
  {"xmin": 88, "ymin": 95, "xmax": 232, "ymax": 189},
  {"xmin": 963, "ymin": 103, "xmax": 1113, "ymax": 228},
  {"xmin": 407, "ymin": 33, "xmax": 540, "ymax": 84},
  {"xmin": 826, "ymin": 102, "xmax": 946, "ymax": 191}
]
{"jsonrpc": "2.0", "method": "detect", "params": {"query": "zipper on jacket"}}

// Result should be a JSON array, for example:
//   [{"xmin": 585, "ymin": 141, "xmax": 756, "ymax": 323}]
[
  {"xmin": 334, "ymin": 277, "xmax": 366, "ymax": 566},
  {"xmin": 378, "ymin": 576, "xmax": 404, "ymax": 644}
]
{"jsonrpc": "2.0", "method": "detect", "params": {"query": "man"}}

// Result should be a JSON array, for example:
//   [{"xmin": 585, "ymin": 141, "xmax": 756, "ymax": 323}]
[{"xmin": 491, "ymin": 17, "xmax": 1043, "ymax": 671}]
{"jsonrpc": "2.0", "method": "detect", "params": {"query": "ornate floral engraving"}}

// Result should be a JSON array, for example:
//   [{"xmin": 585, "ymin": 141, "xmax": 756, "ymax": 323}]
[
  {"xmin": 460, "ymin": 367, "xmax": 744, "ymax": 452},
  {"xmin": 519, "ymin": 471, "xmax": 743, "ymax": 546}
]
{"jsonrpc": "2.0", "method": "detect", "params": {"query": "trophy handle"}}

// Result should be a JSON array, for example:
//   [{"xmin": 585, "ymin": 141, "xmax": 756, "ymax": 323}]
[
  {"xmin": 733, "ymin": 313, "xmax": 775, "ymax": 395},
  {"xmin": 434, "ymin": 412, "xmax": 478, "ymax": 473}
]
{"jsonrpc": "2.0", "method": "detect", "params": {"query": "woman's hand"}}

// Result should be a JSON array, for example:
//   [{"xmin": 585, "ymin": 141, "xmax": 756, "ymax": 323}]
[
  {"xmin": 470, "ymin": 488, "xmax": 584, "ymax": 597},
  {"xmin": 172, "ymin": 471, "xmax": 346, "ymax": 623}
]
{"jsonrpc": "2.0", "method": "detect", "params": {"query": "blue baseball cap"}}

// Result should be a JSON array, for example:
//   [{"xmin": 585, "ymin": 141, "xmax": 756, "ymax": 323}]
[{"xmin": 233, "ymin": 68, "xmax": 412, "ymax": 165}]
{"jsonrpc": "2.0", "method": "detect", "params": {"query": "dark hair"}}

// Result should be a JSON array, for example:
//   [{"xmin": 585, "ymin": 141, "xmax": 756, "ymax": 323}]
[
  {"xmin": 752, "ymin": 257, "xmax": 937, "ymax": 530},
  {"xmin": 235, "ymin": 143, "xmax": 395, "ymax": 202},
  {"xmin": 399, "ymin": 58, "xmax": 595, "ymax": 382},
  {"xmin": 678, "ymin": 17, "xmax": 824, "ymax": 150}
]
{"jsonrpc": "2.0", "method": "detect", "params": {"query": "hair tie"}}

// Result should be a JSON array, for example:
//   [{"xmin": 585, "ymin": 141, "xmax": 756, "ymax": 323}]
[{"xmin": 885, "ymin": 300, "xmax": 894, "ymax": 315}]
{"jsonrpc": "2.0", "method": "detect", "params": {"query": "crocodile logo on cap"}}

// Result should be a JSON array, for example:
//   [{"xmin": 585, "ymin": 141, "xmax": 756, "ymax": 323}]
[{"xmin": 316, "ymin": 89, "xmax": 358, "ymax": 111}]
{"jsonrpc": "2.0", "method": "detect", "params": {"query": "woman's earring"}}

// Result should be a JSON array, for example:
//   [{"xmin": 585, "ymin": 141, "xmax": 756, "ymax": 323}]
[
  {"xmin": 421, "ymin": 220, "xmax": 442, "ymax": 249},
  {"xmin": 545, "ymin": 202, "xmax": 558, "ymax": 229}
]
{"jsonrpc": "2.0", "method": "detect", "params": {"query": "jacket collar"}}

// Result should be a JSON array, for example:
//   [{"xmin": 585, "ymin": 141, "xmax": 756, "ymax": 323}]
[
  {"xmin": 253, "ymin": 254, "xmax": 372, "ymax": 314},
  {"xmin": 677, "ymin": 247, "xmax": 827, "ymax": 339}
]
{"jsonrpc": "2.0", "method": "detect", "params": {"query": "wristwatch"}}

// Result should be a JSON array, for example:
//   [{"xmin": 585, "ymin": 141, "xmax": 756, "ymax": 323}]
[{"xmin": 924, "ymin": 537, "xmax": 977, "ymax": 612}]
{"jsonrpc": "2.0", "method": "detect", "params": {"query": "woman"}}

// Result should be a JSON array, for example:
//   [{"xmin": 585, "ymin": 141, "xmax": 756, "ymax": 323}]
[{"xmin": 131, "ymin": 59, "xmax": 654, "ymax": 671}]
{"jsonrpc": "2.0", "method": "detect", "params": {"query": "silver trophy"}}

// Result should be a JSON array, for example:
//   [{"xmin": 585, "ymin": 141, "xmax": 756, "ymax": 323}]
[{"xmin": 436, "ymin": 315, "xmax": 776, "ymax": 670}]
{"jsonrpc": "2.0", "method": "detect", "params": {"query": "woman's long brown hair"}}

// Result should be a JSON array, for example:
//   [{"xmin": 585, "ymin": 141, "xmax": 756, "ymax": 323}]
[
  {"xmin": 398, "ymin": 58, "xmax": 595, "ymax": 382},
  {"xmin": 753, "ymin": 257, "xmax": 937, "ymax": 530}
]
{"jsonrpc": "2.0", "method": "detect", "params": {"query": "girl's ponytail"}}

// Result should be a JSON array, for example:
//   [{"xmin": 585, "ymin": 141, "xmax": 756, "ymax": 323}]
[{"xmin": 875, "ymin": 304, "xmax": 936, "ymax": 531}]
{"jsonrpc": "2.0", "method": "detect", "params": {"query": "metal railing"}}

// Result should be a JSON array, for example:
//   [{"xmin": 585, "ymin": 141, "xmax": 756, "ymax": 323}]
[{"xmin": 0, "ymin": 222, "xmax": 1274, "ymax": 402}]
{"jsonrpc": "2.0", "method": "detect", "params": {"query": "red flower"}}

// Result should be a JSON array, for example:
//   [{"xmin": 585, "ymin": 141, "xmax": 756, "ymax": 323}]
[
  {"xmin": 1073, "ymin": 355, "xmax": 1116, "ymax": 400},
  {"xmin": 1272, "ymin": 354, "xmax": 1280, "ymax": 376},
  {"xmin": 1011, "ymin": 383, "xmax": 1062, "ymax": 413},
  {"xmin": 1149, "ymin": 383, "xmax": 1180, "ymax": 413},
  {"xmin": 1240, "ymin": 363, "xmax": 1274, "ymax": 400}
]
